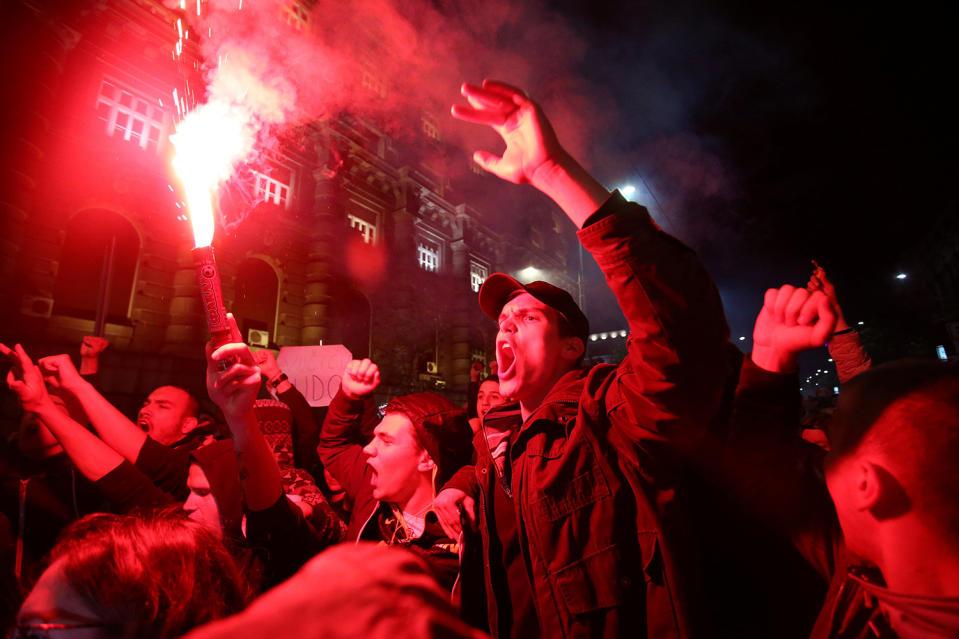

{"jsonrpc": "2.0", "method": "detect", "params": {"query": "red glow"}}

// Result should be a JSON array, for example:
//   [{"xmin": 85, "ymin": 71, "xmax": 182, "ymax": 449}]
[{"xmin": 170, "ymin": 100, "xmax": 256, "ymax": 247}]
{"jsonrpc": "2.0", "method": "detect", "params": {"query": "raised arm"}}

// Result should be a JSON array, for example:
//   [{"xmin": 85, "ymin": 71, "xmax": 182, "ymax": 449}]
[
  {"xmin": 452, "ymin": 80, "xmax": 610, "ymax": 229},
  {"xmin": 2, "ymin": 344, "xmax": 123, "ymax": 482},
  {"xmin": 726, "ymin": 285, "xmax": 842, "ymax": 579},
  {"xmin": 205, "ymin": 319, "xmax": 283, "ymax": 512},
  {"xmin": 317, "ymin": 359, "xmax": 380, "ymax": 499},
  {"xmin": 38, "ymin": 353, "xmax": 147, "ymax": 463}
]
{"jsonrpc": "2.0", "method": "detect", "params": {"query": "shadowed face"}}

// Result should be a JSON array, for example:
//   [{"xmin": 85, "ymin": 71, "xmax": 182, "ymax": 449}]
[
  {"xmin": 138, "ymin": 386, "xmax": 196, "ymax": 446},
  {"xmin": 183, "ymin": 464, "xmax": 222, "ymax": 539},
  {"xmin": 19, "ymin": 396, "xmax": 68, "ymax": 459},
  {"xmin": 361, "ymin": 413, "xmax": 430, "ymax": 504},
  {"xmin": 477, "ymin": 379, "xmax": 505, "ymax": 420}
]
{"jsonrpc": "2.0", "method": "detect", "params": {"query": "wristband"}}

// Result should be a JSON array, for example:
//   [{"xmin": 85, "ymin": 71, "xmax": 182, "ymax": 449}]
[
  {"xmin": 267, "ymin": 373, "xmax": 289, "ymax": 389},
  {"xmin": 832, "ymin": 327, "xmax": 856, "ymax": 336}
]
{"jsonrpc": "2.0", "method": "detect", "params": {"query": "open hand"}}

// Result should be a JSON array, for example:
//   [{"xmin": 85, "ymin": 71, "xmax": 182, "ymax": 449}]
[
  {"xmin": 752, "ymin": 285, "xmax": 837, "ymax": 373},
  {"xmin": 341, "ymin": 359, "xmax": 380, "ymax": 399},
  {"xmin": 452, "ymin": 80, "xmax": 565, "ymax": 187}
]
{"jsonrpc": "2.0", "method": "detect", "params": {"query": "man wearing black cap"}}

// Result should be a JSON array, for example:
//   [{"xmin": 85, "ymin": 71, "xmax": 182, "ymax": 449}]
[
  {"xmin": 318, "ymin": 358, "xmax": 475, "ymax": 592},
  {"xmin": 434, "ymin": 81, "xmax": 733, "ymax": 638}
]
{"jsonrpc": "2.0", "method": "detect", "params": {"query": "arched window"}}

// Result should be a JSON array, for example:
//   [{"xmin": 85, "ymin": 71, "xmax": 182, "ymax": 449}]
[
  {"xmin": 234, "ymin": 257, "xmax": 279, "ymax": 347},
  {"xmin": 53, "ymin": 210, "xmax": 139, "ymax": 322}
]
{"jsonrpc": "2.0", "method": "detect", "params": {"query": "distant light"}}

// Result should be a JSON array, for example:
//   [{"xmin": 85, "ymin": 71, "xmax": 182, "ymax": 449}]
[
  {"xmin": 827, "ymin": 358, "xmax": 833, "ymax": 362},
  {"xmin": 600, "ymin": 332, "xmax": 608, "ymax": 340},
  {"xmin": 590, "ymin": 334, "xmax": 598, "ymax": 342},
  {"xmin": 621, "ymin": 185, "xmax": 636, "ymax": 197},
  {"xmin": 519, "ymin": 266, "xmax": 541, "ymax": 281},
  {"xmin": 738, "ymin": 336, "xmax": 746, "ymax": 341},
  {"xmin": 857, "ymin": 321, "xmax": 864, "ymax": 326},
  {"xmin": 619, "ymin": 330, "xmax": 627, "ymax": 338},
  {"xmin": 895, "ymin": 273, "xmax": 907, "ymax": 280},
  {"xmin": 833, "ymin": 386, "xmax": 839, "ymax": 394},
  {"xmin": 937, "ymin": 345, "xmax": 948, "ymax": 360}
]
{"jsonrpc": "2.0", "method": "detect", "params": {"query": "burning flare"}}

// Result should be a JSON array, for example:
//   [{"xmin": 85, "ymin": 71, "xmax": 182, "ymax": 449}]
[{"xmin": 170, "ymin": 100, "xmax": 256, "ymax": 247}]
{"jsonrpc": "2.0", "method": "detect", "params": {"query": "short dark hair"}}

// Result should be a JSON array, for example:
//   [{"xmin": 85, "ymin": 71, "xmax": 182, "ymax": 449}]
[
  {"xmin": 555, "ymin": 313, "xmax": 586, "ymax": 368},
  {"xmin": 45, "ymin": 509, "xmax": 249, "ymax": 638},
  {"xmin": 827, "ymin": 360, "xmax": 959, "ymax": 539}
]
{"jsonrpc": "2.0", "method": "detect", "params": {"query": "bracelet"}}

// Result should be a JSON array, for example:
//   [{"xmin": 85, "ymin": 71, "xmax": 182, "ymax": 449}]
[
  {"xmin": 833, "ymin": 327, "xmax": 856, "ymax": 336},
  {"xmin": 267, "ymin": 373, "xmax": 289, "ymax": 388}
]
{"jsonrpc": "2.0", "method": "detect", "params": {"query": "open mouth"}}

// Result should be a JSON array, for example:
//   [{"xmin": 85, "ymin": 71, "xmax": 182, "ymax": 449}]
[{"xmin": 498, "ymin": 342, "xmax": 517, "ymax": 379}]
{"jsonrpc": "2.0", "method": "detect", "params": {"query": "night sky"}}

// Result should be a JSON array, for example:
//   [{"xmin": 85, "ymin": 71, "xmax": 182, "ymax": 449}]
[{"xmin": 539, "ymin": 0, "xmax": 958, "ymax": 355}]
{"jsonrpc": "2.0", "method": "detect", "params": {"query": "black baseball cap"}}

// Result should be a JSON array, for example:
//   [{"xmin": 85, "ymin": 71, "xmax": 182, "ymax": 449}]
[{"xmin": 479, "ymin": 273, "xmax": 589, "ymax": 343}]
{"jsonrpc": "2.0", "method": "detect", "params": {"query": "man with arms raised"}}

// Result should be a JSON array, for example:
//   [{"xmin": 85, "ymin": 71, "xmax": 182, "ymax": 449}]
[{"xmin": 434, "ymin": 81, "xmax": 732, "ymax": 638}]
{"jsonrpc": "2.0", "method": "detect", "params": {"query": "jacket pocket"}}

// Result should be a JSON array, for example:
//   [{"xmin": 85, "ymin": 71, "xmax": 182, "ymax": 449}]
[
  {"xmin": 532, "ymin": 464, "xmax": 610, "ymax": 522},
  {"xmin": 553, "ymin": 544, "xmax": 624, "ymax": 614}
]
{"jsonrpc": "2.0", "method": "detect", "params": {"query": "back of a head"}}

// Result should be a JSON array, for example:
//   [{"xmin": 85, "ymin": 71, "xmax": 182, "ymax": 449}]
[
  {"xmin": 827, "ymin": 359, "xmax": 959, "ymax": 537},
  {"xmin": 48, "ymin": 509, "xmax": 248, "ymax": 639}
]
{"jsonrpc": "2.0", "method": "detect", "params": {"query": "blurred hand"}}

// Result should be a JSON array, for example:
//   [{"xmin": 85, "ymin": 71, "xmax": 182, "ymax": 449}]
[
  {"xmin": 37, "ymin": 354, "xmax": 86, "ymax": 393},
  {"xmin": 807, "ymin": 263, "xmax": 848, "ymax": 332},
  {"xmin": 470, "ymin": 361, "xmax": 483, "ymax": 382},
  {"xmin": 341, "ymin": 359, "xmax": 380, "ymax": 400},
  {"xmin": 252, "ymin": 349, "xmax": 282, "ymax": 380},
  {"xmin": 206, "ymin": 315, "xmax": 261, "ymax": 419},
  {"xmin": 752, "ymin": 285, "xmax": 837, "ymax": 374},
  {"xmin": 452, "ymin": 80, "xmax": 566, "ymax": 187},
  {"xmin": 1, "ymin": 343, "xmax": 52, "ymax": 413},
  {"xmin": 433, "ymin": 486, "xmax": 475, "ymax": 542},
  {"xmin": 80, "ymin": 336, "xmax": 109, "ymax": 359}
]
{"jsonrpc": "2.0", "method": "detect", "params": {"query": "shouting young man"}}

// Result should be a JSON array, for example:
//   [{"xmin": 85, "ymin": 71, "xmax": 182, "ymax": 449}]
[
  {"xmin": 318, "ymin": 358, "xmax": 474, "ymax": 592},
  {"xmin": 434, "ymin": 81, "xmax": 733, "ymax": 638}
]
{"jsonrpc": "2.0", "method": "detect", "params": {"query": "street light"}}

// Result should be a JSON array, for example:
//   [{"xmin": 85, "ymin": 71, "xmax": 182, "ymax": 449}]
[
  {"xmin": 519, "ymin": 266, "xmax": 542, "ymax": 281},
  {"xmin": 896, "ymin": 273, "xmax": 907, "ymax": 280}
]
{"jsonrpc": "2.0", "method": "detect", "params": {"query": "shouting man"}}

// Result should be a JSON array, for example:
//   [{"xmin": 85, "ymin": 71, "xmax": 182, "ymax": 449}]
[{"xmin": 434, "ymin": 80, "xmax": 733, "ymax": 638}]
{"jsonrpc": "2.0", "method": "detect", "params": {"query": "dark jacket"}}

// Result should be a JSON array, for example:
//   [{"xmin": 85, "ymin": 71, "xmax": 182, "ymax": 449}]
[
  {"xmin": 318, "ymin": 390, "xmax": 464, "ymax": 593},
  {"xmin": 726, "ymin": 357, "xmax": 896, "ymax": 638},
  {"xmin": 446, "ymin": 192, "xmax": 732, "ymax": 639}
]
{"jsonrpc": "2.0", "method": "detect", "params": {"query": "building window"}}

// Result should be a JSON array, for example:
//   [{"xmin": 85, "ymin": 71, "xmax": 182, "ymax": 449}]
[
  {"xmin": 421, "ymin": 114, "xmax": 439, "ymax": 141},
  {"xmin": 470, "ymin": 260, "xmax": 488, "ymax": 293},
  {"xmin": 252, "ymin": 170, "xmax": 291, "ymax": 208},
  {"xmin": 361, "ymin": 68, "xmax": 387, "ymax": 98},
  {"xmin": 348, "ymin": 214, "xmax": 376, "ymax": 245},
  {"xmin": 283, "ymin": 0, "xmax": 310, "ymax": 29},
  {"xmin": 418, "ymin": 239, "xmax": 440, "ymax": 273},
  {"xmin": 95, "ymin": 79, "xmax": 165, "ymax": 152}
]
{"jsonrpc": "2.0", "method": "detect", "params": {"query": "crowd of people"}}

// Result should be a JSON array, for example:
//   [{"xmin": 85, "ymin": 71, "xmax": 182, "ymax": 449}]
[{"xmin": 1, "ymin": 80, "xmax": 957, "ymax": 639}]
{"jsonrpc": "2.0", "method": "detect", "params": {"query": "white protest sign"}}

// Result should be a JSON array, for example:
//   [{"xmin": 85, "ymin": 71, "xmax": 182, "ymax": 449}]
[{"xmin": 276, "ymin": 345, "xmax": 353, "ymax": 407}]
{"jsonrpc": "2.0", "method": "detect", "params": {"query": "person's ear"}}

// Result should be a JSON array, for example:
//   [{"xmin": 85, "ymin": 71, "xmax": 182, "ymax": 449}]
[
  {"xmin": 417, "ymin": 451, "xmax": 436, "ymax": 473},
  {"xmin": 853, "ymin": 460, "xmax": 882, "ymax": 511},
  {"xmin": 181, "ymin": 416, "xmax": 199, "ymax": 435},
  {"xmin": 560, "ymin": 337, "xmax": 585, "ymax": 362}
]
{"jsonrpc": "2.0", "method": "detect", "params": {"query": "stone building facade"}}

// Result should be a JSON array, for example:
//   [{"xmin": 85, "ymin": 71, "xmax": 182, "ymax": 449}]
[{"xmin": 0, "ymin": 0, "xmax": 577, "ymax": 423}]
